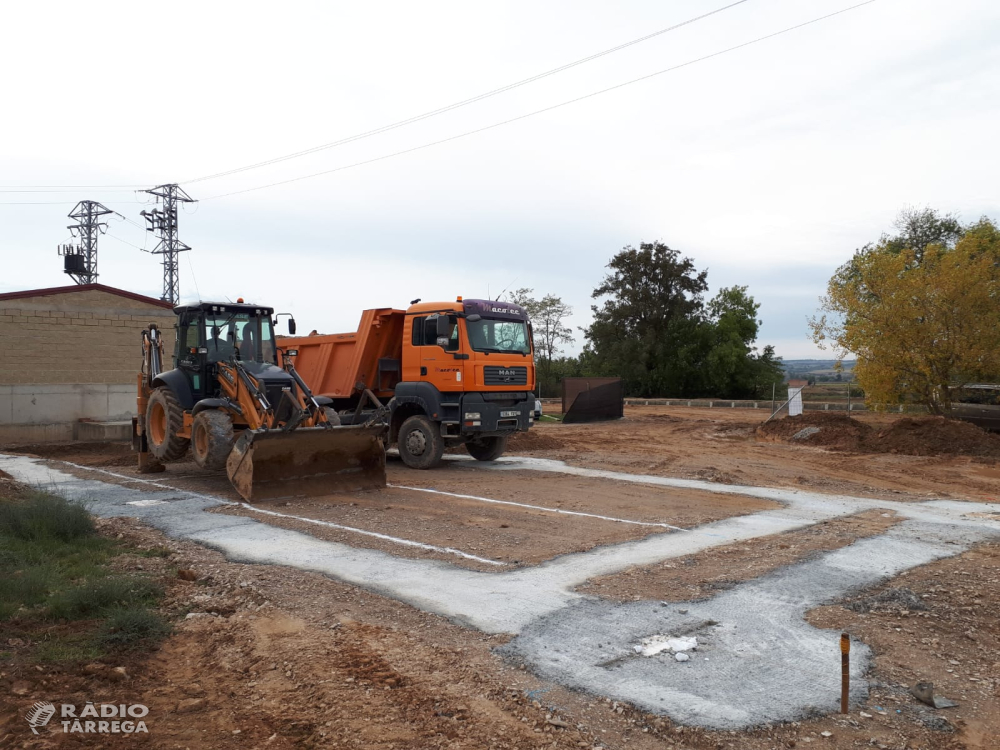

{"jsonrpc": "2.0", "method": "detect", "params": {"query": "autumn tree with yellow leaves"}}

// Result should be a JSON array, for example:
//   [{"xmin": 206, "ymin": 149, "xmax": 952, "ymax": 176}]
[{"xmin": 811, "ymin": 209, "xmax": 1000, "ymax": 414}]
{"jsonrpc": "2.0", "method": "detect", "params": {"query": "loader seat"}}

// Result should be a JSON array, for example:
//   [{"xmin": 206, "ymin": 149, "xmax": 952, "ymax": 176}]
[{"xmin": 240, "ymin": 326, "xmax": 256, "ymax": 361}]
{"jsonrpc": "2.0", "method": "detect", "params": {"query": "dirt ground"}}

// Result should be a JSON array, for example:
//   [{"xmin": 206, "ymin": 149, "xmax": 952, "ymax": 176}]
[
  {"xmin": 211, "ymin": 470, "xmax": 779, "ymax": 570},
  {"xmin": 578, "ymin": 509, "xmax": 903, "ymax": 601},
  {"xmin": 3, "ymin": 406, "xmax": 1000, "ymax": 749},
  {"xmin": 510, "ymin": 406, "xmax": 1000, "ymax": 502}
]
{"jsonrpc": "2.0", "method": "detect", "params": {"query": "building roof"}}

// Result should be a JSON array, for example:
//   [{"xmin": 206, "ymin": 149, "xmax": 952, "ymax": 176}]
[{"xmin": 0, "ymin": 283, "xmax": 173, "ymax": 309}]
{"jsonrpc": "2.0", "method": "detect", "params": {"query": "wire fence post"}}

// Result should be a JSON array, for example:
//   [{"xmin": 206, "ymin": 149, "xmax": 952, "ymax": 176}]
[{"xmin": 771, "ymin": 383, "xmax": 776, "ymax": 416}]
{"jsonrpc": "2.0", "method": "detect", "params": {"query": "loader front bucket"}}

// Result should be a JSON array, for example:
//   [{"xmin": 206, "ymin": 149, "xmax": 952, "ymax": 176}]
[{"xmin": 226, "ymin": 425, "xmax": 386, "ymax": 502}]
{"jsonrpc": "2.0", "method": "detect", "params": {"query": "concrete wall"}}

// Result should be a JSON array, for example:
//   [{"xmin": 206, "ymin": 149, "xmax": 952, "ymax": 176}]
[{"xmin": 0, "ymin": 288, "xmax": 175, "ymax": 443}]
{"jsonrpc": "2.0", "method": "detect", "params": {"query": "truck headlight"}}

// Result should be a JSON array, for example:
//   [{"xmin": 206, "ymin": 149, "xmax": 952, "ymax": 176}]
[{"xmin": 464, "ymin": 412, "xmax": 481, "ymax": 420}]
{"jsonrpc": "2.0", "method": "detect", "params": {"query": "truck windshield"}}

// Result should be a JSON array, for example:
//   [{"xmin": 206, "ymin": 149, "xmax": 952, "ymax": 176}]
[{"xmin": 465, "ymin": 318, "xmax": 531, "ymax": 355}]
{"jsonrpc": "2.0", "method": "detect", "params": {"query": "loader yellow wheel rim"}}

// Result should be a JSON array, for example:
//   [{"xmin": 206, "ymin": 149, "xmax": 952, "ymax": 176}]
[{"xmin": 150, "ymin": 402, "xmax": 167, "ymax": 445}]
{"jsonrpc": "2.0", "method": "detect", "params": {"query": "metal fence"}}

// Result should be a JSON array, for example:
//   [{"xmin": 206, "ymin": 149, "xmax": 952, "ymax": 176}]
[{"xmin": 561, "ymin": 377, "xmax": 624, "ymax": 423}]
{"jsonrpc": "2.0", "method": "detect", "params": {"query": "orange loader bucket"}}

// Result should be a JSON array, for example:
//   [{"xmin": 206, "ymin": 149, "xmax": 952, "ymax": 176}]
[{"xmin": 226, "ymin": 425, "xmax": 386, "ymax": 502}]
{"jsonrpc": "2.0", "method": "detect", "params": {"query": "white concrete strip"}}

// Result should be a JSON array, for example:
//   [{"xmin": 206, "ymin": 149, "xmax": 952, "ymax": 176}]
[
  {"xmin": 390, "ymin": 483, "xmax": 691, "ymax": 532},
  {"xmin": 56, "ymin": 460, "xmax": 223, "ymax": 503},
  {"xmin": 32, "ymin": 459, "xmax": 507, "ymax": 567}
]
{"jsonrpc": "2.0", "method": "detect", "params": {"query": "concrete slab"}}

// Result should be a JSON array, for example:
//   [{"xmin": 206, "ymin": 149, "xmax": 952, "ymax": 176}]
[{"xmin": 74, "ymin": 420, "xmax": 131, "ymax": 442}]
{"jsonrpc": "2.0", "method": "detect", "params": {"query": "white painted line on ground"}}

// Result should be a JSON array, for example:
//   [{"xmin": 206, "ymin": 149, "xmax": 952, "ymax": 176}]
[
  {"xmin": 126, "ymin": 499, "xmax": 166, "ymax": 507},
  {"xmin": 42, "ymin": 459, "xmax": 507, "ymax": 567},
  {"xmin": 55, "ymin": 460, "xmax": 223, "ymax": 502},
  {"xmin": 227, "ymin": 501, "xmax": 508, "ymax": 567},
  {"xmin": 390, "ymin": 483, "xmax": 690, "ymax": 531}
]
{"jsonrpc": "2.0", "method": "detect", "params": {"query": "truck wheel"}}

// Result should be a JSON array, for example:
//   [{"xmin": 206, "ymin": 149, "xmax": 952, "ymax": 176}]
[
  {"xmin": 146, "ymin": 387, "xmax": 190, "ymax": 462},
  {"xmin": 191, "ymin": 410, "xmax": 234, "ymax": 470},
  {"xmin": 322, "ymin": 407, "xmax": 342, "ymax": 426},
  {"xmin": 398, "ymin": 415, "xmax": 444, "ymax": 469},
  {"xmin": 466, "ymin": 436, "xmax": 508, "ymax": 462}
]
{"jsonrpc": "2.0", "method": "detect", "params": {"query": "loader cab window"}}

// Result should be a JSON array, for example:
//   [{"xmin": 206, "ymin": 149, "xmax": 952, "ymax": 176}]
[
  {"xmin": 205, "ymin": 315, "xmax": 240, "ymax": 363},
  {"xmin": 237, "ymin": 318, "xmax": 276, "ymax": 364},
  {"xmin": 200, "ymin": 311, "xmax": 272, "ymax": 364}
]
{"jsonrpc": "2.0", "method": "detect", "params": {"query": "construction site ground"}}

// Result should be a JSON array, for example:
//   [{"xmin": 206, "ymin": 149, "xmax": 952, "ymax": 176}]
[{"xmin": 2, "ymin": 405, "xmax": 999, "ymax": 750}]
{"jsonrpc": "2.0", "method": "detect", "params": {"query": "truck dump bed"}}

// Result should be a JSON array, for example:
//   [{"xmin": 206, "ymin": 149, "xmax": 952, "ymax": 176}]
[{"xmin": 279, "ymin": 308, "xmax": 404, "ymax": 399}]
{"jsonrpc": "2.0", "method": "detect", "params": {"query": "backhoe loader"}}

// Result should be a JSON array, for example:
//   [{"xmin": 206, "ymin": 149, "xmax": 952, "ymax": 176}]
[{"xmin": 133, "ymin": 300, "xmax": 385, "ymax": 501}]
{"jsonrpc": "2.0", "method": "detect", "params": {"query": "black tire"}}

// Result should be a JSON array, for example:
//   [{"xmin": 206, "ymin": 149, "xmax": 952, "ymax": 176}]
[
  {"xmin": 145, "ymin": 387, "xmax": 189, "ymax": 462},
  {"xmin": 323, "ymin": 407, "xmax": 342, "ymax": 426},
  {"xmin": 465, "ymin": 435, "xmax": 508, "ymax": 462},
  {"xmin": 191, "ymin": 410, "xmax": 234, "ymax": 470},
  {"xmin": 397, "ymin": 415, "xmax": 444, "ymax": 469}
]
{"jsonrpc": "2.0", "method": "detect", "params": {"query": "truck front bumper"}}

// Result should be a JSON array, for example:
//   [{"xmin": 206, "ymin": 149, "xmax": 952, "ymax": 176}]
[{"xmin": 457, "ymin": 392, "xmax": 533, "ymax": 434}]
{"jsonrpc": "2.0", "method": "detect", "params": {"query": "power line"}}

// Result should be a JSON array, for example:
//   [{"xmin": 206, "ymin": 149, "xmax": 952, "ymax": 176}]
[
  {"xmin": 0, "ymin": 200, "xmax": 137, "ymax": 206},
  {"xmin": 105, "ymin": 233, "xmax": 146, "ymax": 251},
  {"xmin": 205, "ymin": 1, "xmax": 877, "ymax": 201},
  {"xmin": 184, "ymin": 0, "xmax": 751, "ymax": 184},
  {"xmin": 0, "ymin": 188, "xmax": 141, "ymax": 193},
  {"xmin": 113, "ymin": 211, "xmax": 147, "ymax": 231}
]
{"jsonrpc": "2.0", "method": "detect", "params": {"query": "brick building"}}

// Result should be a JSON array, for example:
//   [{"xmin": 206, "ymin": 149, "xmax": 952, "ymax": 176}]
[{"xmin": 0, "ymin": 284, "xmax": 176, "ymax": 442}]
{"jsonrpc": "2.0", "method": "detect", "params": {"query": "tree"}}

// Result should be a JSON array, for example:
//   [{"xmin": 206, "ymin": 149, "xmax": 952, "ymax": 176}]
[
  {"xmin": 583, "ymin": 242, "xmax": 708, "ymax": 397},
  {"xmin": 810, "ymin": 213, "xmax": 1000, "ymax": 413},
  {"xmin": 583, "ymin": 242, "xmax": 780, "ymax": 398},
  {"xmin": 882, "ymin": 206, "xmax": 963, "ymax": 262},
  {"xmin": 506, "ymin": 288, "xmax": 575, "ymax": 397},
  {"xmin": 704, "ymin": 286, "xmax": 785, "ymax": 399}
]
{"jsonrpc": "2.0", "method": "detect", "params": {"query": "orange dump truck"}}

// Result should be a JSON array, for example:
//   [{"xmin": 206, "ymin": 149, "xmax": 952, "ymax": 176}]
[{"xmin": 279, "ymin": 297, "xmax": 536, "ymax": 469}]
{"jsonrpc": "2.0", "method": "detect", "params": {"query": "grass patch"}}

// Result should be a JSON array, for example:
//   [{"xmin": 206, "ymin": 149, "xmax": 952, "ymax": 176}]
[
  {"xmin": 0, "ymin": 490, "xmax": 171, "ymax": 662},
  {"xmin": 96, "ymin": 607, "xmax": 171, "ymax": 649},
  {"xmin": 35, "ymin": 635, "xmax": 103, "ymax": 664},
  {"xmin": 538, "ymin": 414, "xmax": 564, "ymax": 422},
  {"xmin": 0, "ymin": 491, "xmax": 95, "ymax": 541},
  {"xmin": 134, "ymin": 546, "xmax": 172, "ymax": 558},
  {"xmin": 47, "ymin": 576, "xmax": 163, "ymax": 621}
]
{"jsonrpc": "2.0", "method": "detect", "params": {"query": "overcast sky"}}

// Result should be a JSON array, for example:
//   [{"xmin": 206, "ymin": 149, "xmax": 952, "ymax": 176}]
[{"xmin": 2, "ymin": 0, "xmax": 998, "ymax": 359}]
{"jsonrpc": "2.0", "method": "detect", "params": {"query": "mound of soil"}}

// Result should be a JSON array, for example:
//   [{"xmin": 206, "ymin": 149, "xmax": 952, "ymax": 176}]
[
  {"xmin": 869, "ymin": 416, "xmax": 1000, "ymax": 457},
  {"xmin": 755, "ymin": 413, "xmax": 873, "ymax": 452},
  {"xmin": 507, "ymin": 429, "xmax": 564, "ymax": 452},
  {"xmin": 756, "ymin": 413, "xmax": 1000, "ymax": 458}
]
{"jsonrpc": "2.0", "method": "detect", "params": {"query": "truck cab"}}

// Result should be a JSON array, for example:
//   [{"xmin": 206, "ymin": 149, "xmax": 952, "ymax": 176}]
[
  {"xmin": 395, "ymin": 298, "xmax": 536, "ymax": 459},
  {"xmin": 280, "ymin": 297, "xmax": 536, "ymax": 469}
]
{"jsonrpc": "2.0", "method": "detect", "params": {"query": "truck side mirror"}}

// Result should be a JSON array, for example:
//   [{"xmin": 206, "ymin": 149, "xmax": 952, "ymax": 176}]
[
  {"xmin": 435, "ymin": 315, "xmax": 450, "ymax": 337},
  {"xmin": 288, "ymin": 318, "xmax": 297, "ymax": 335}
]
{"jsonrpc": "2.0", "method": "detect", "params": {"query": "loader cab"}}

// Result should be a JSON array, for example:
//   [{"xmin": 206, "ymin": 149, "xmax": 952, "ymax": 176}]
[{"xmin": 173, "ymin": 302, "xmax": 278, "ymax": 399}]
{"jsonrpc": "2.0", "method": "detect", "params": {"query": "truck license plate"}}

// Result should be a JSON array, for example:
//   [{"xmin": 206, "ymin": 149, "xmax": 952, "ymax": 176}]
[{"xmin": 500, "ymin": 410, "xmax": 520, "ymax": 417}]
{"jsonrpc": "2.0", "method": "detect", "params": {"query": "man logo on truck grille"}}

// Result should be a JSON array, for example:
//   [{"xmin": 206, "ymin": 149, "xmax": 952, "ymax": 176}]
[{"xmin": 498, "ymin": 369, "xmax": 516, "ymax": 376}]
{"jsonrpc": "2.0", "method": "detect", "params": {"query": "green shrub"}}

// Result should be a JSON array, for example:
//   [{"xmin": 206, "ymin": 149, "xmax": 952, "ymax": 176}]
[
  {"xmin": 0, "ymin": 493, "xmax": 95, "ymax": 542},
  {"xmin": 95, "ymin": 607, "xmax": 170, "ymax": 648},
  {"xmin": 47, "ymin": 576, "xmax": 163, "ymax": 621},
  {"xmin": 0, "ymin": 566, "xmax": 55, "ymax": 616}
]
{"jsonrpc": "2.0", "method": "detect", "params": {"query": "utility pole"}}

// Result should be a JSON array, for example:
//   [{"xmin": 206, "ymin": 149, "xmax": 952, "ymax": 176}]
[
  {"xmin": 140, "ymin": 184, "xmax": 196, "ymax": 305},
  {"xmin": 57, "ymin": 200, "xmax": 113, "ymax": 285}
]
